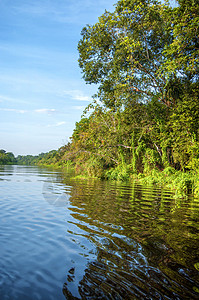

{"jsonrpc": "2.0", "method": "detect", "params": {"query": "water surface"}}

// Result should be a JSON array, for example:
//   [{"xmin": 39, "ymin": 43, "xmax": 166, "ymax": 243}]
[{"xmin": 0, "ymin": 165, "xmax": 199, "ymax": 299}]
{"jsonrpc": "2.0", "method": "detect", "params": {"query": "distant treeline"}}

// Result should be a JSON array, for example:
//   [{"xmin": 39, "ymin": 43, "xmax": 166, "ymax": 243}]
[
  {"xmin": 0, "ymin": 149, "xmax": 66, "ymax": 167},
  {"xmin": 0, "ymin": 150, "xmax": 16, "ymax": 165},
  {"xmin": 16, "ymin": 150, "xmax": 60, "ymax": 166}
]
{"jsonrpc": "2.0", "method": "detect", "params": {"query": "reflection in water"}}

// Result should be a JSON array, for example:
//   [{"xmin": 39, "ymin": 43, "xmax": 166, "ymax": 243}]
[
  {"xmin": 0, "ymin": 166, "xmax": 199, "ymax": 300},
  {"xmin": 61, "ymin": 179, "xmax": 199, "ymax": 299}
]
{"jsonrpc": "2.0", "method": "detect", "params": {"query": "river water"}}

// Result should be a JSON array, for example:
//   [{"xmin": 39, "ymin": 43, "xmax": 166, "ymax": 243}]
[{"xmin": 0, "ymin": 165, "xmax": 199, "ymax": 300}]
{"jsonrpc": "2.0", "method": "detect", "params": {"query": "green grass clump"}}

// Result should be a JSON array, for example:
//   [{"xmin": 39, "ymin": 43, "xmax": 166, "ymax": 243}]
[
  {"xmin": 105, "ymin": 164, "xmax": 131, "ymax": 181},
  {"xmin": 136, "ymin": 168, "xmax": 199, "ymax": 198}
]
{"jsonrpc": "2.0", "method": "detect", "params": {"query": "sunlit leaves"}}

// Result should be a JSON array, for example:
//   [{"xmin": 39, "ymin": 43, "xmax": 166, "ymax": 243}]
[
  {"xmin": 163, "ymin": 0, "xmax": 199, "ymax": 79},
  {"xmin": 78, "ymin": 0, "xmax": 173, "ymax": 108}
]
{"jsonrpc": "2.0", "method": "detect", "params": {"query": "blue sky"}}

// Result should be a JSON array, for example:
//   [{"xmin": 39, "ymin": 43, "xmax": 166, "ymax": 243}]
[{"xmin": 0, "ymin": 0, "xmax": 116, "ymax": 156}]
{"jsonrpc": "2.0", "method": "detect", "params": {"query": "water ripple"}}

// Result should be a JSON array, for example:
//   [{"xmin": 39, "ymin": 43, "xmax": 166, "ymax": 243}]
[{"xmin": 0, "ymin": 166, "xmax": 199, "ymax": 299}]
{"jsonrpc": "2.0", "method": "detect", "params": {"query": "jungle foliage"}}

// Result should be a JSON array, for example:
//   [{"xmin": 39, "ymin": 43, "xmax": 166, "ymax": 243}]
[
  {"xmin": 71, "ymin": 0, "xmax": 199, "ymax": 177},
  {"xmin": 0, "ymin": 149, "xmax": 16, "ymax": 165},
  {"xmin": 16, "ymin": 146, "xmax": 71, "ymax": 168},
  {"xmin": 16, "ymin": 0, "xmax": 199, "ymax": 196}
]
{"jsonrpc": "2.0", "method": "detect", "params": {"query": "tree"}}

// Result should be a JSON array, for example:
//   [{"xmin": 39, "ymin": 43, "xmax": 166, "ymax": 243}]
[
  {"xmin": 78, "ymin": 0, "xmax": 174, "ymax": 108},
  {"xmin": 163, "ymin": 0, "xmax": 199, "ymax": 80},
  {"xmin": 0, "ymin": 150, "xmax": 16, "ymax": 165}
]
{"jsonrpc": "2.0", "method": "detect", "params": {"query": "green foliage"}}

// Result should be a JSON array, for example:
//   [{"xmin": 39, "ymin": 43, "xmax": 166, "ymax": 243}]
[
  {"xmin": 138, "ymin": 168, "xmax": 199, "ymax": 198},
  {"xmin": 163, "ymin": 0, "xmax": 199, "ymax": 78},
  {"xmin": 0, "ymin": 150, "xmax": 16, "ymax": 165},
  {"xmin": 143, "ymin": 148, "xmax": 160, "ymax": 174},
  {"xmin": 163, "ymin": 166, "xmax": 176, "ymax": 176},
  {"xmin": 77, "ymin": 156, "xmax": 105, "ymax": 178},
  {"xmin": 105, "ymin": 163, "xmax": 131, "ymax": 181},
  {"xmin": 74, "ymin": 0, "xmax": 199, "ymax": 195},
  {"xmin": 78, "ymin": 0, "xmax": 173, "ymax": 109},
  {"xmin": 16, "ymin": 145, "xmax": 74, "ymax": 170},
  {"xmin": 14, "ymin": 0, "xmax": 199, "ymax": 198}
]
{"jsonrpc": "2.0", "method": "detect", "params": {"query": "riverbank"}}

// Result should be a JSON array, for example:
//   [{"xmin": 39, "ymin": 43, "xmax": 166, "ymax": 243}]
[
  {"xmin": 133, "ymin": 169, "xmax": 199, "ymax": 198},
  {"xmin": 34, "ymin": 161, "xmax": 199, "ymax": 199},
  {"xmin": 15, "ymin": 150, "xmax": 199, "ymax": 198}
]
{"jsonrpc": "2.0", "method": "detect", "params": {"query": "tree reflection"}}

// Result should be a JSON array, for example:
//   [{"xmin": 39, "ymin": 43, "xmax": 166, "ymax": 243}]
[{"xmin": 59, "ymin": 178, "xmax": 199, "ymax": 299}]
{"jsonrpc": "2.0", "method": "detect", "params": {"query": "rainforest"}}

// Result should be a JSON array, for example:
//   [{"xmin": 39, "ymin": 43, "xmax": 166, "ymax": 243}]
[{"xmin": 4, "ymin": 0, "xmax": 199, "ymax": 197}]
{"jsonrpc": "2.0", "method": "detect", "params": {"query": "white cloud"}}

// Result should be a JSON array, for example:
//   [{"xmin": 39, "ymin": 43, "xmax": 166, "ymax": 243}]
[
  {"xmin": 63, "ymin": 90, "xmax": 91, "ymax": 102},
  {"xmin": 0, "ymin": 107, "xmax": 58, "ymax": 115},
  {"xmin": 56, "ymin": 121, "xmax": 66, "ymax": 126},
  {"xmin": 47, "ymin": 121, "xmax": 66, "ymax": 128},
  {"xmin": 73, "ymin": 105, "xmax": 85, "ymax": 110},
  {"xmin": 0, "ymin": 95, "xmax": 14, "ymax": 102},
  {"xmin": 34, "ymin": 108, "xmax": 57, "ymax": 114},
  {"xmin": 0, "ymin": 108, "xmax": 26, "ymax": 114},
  {"xmin": 0, "ymin": 95, "xmax": 29, "ymax": 104}
]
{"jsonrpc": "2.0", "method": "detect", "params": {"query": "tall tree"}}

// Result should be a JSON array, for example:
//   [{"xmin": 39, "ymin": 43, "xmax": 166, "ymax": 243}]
[
  {"xmin": 78, "ymin": 0, "xmax": 173, "ymax": 108},
  {"xmin": 163, "ymin": 0, "xmax": 199, "ymax": 81},
  {"xmin": 75, "ymin": 0, "xmax": 199, "ymax": 175}
]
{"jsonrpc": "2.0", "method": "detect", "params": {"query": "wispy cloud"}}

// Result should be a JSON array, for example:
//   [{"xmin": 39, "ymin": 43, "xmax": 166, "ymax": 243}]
[
  {"xmin": 0, "ymin": 95, "xmax": 29, "ymax": 104},
  {"xmin": 63, "ymin": 90, "xmax": 91, "ymax": 102},
  {"xmin": 12, "ymin": 1, "xmax": 56, "ymax": 17},
  {"xmin": 0, "ymin": 108, "xmax": 27, "ymax": 114},
  {"xmin": 12, "ymin": 0, "xmax": 114, "ymax": 24},
  {"xmin": 34, "ymin": 108, "xmax": 57, "ymax": 114},
  {"xmin": 12, "ymin": 2, "xmax": 74, "ymax": 24},
  {"xmin": 56, "ymin": 121, "xmax": 66, "ymax": 126},
  {"xmin": 73, "ymin": 105, "xmax": 85, "ymax": 110},
  {"xmin": 47, "ymin": 121, "xmax": 66, "ymax": 128},
  {"xmin": 0, "ymin": 107, "xmax": 58, "ymax": 115}
]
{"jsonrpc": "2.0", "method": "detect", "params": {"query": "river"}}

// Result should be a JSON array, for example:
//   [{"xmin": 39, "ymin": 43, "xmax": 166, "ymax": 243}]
[{"xmin": 0, "ymin": 165, "xmax": 199, "ymax": 299}]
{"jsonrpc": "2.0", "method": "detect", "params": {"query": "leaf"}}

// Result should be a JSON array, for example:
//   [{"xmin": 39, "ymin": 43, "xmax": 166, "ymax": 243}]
[{"xmin": 194, "ymin": 262, "xmax": 199, "ymax": 271}]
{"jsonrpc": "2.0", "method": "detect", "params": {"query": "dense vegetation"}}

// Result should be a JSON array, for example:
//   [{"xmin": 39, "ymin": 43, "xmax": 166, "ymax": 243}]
[
  {"xmin": 16, "ymin": 151, "xmax": 57, "ymax": 166},
  {"xmin": 72, "ymin": 0, "xmax": 199, "ymax": 178},
  {"xmin": 63, "ymin": 0, "xmax": 198, "ymax": 195},
  {"xmin": 0, "ymin": 149, "xmax": 16, "ymax": 165},
  {"xmin": 6, "ymin": 0, "xmax": 199, "ymax": 196},
  {"xmin": 16, "ymin": 147, "xmax": 71, "ymax": 168}
]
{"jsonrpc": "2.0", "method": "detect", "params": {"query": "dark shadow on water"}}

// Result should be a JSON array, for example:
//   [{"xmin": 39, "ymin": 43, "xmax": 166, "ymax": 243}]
[
  {"xmin": 62, "ymin": 237, "xmax": 199, "ymax": 299},
  {"xmin": 60, "ymin": 179, "xmax": 199, "ymax": 300}
]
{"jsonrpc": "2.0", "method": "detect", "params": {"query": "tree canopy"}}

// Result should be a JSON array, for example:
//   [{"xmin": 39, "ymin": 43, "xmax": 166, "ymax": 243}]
[
  {"xmin": 76, "ymin": 0, "xmax": 199, "ymax": 176},
  {"xmin": 15, "ymin": 0, "xmax": 199, "ymax": 195},
  {"xmin": 78, "ymin": 0, "xmax": 199, "ymax": 110}
]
